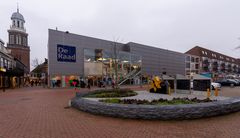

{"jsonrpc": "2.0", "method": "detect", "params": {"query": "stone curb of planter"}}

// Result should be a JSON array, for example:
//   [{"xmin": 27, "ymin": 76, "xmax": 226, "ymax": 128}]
[{"xmin": 71, "ymin": 92, "xmax": 240, "ymax": 120}]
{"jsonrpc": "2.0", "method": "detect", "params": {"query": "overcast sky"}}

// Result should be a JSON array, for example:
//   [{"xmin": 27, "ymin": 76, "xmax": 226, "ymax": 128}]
[{"xmin": 1, "ymin": 0, "xmax": 240, "ymax": 69}]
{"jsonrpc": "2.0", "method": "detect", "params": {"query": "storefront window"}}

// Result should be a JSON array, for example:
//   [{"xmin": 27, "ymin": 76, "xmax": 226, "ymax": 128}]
[
  {"xmin": 84, "ymin": 49, "xmax": 103, "ymax": 77},
  {"xmin": 51, "ymin": 75, "xmax": 62, "ymax": 88},
  {"xmin": 131, "ymin": 54, "xmax": 141, "ymax": 71}
]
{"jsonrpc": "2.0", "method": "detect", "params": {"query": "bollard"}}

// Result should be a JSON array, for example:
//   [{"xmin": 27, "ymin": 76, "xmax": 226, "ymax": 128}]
[
  {"xmin": 68, "ymin": 100, "xmax": 72, "ymax": 107},
  {"xmin": 207, "ymin": 88, "xmax": 211, "ymax": 98},
  {"xmin": 214, "ymin": 89, "xmax": 218, "ymax": 96},
  {"xmin": 168, "ymin": 87, "xmax": 171, "ymax": 95}
]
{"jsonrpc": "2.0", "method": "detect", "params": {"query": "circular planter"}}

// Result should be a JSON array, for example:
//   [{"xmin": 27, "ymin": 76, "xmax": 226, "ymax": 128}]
[{"xmin": 71, "ymin": 92, "xmax": 240, "ymax": 120}]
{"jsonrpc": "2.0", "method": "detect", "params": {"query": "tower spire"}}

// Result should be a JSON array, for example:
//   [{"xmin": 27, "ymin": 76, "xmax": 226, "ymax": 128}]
[{"xmin": 17, "ymin": 3, "xmax": 19, "ymax": 12}]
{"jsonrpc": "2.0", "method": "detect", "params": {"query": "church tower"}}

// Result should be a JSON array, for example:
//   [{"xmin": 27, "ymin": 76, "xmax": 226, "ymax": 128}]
[{"xmin": 7, "ymin": 6, "xmax": 30, "ymax": 73}]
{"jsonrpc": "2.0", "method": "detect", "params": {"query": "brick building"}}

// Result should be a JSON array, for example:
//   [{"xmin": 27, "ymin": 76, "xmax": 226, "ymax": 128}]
[
  {"xmin": 7, "ymin": 7, "xmax": 30, "ymax": 73},
  {"xmin": 186, "ymin": 46, "xmax": 240, "ymax": 77}
]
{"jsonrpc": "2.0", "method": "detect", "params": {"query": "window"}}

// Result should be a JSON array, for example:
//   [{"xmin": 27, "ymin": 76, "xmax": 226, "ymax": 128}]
[
  {"xmin": 0, "ymin": 58, "xmax": 3, "ymax": 67},
  {"xmin": 10, "ymin": 35, "xmax": 14, "ymax": 44},
  {"xmin": 8, "ymin": 61, "xmax": 11, "ymax": 69},
  {"xmin": 202, "ymin": 51, "xmax": 204, "ymax": 54},
  {"xmin": 205, "ymin": 51, "xmax": 208, "ymax": 55},
  {"xmin": 186, "ymin": 56, "xmax": 190, "ymax": 61},
  {"xmin": 23, "ymin": 37, "xmax": 26, "ymax": 46},
  {"xmin": 19, "ymin": 36, "xmax": 21, "ymax": 45},
  {"xmin": 17, "ymin": 21, "xmax": 20, "ymax": 27},
  {"xmin": 195, "ymin": 64, "xmax": 199, "ymax": 69},
  {"xmin": 16, "ymin": 36, "xmax": 19, "ymax": 44},
  {"xmin": 196, "ymin": 58, "xmax": 199, "ymax": 62},
  {"xmin": 186, "ymin": 63, "xmax": 190, "ymax": 68},
  {"xmin": 191, "ymin": 63, "xmax": 195, "ymax": 69},
  {"xmin": 191, "ymin": 57, "xmax": 195, "ymax": 62},
  {"xmin": 4, "ymin": 59, "xmax": 7, "ymax": 68}
]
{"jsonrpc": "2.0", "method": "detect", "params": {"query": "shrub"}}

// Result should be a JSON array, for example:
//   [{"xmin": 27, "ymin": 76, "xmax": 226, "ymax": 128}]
[
  {"xmin": 100, "ymin": 98, "xmax": 216, "ymax": 105},
  {"xmin": 84, "ymin": 89, "xmax": 138, "ymax": 98}
]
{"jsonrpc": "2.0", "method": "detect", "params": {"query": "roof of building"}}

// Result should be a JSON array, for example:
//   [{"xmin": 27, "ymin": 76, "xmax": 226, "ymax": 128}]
[
  {"xmin": 0, "ymin": 39, "xmax": 4, "ymax": 45},
  {"xmin": 185, "ymin": 46, "xmax": 238, "ymax": 64},
  {"xmin": 11, "ymin": 8, "xmax": 25, "ymax": 22},
  {"xmin": 31, "ymin": 59, "xmax": 48, "ymax": 73}
]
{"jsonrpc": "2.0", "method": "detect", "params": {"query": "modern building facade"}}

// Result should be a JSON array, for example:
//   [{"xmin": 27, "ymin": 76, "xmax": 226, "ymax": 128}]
[
  {"xmin": 7, "ymin": 7, "xmax": 30, "ymax": 73},
  {"xmin": 186, "ymin": 46, "xmax": 240, "ymax": 78},
  {"xmin": 48, "ymin": 29, "xmax": 186, "ymax": 88}
]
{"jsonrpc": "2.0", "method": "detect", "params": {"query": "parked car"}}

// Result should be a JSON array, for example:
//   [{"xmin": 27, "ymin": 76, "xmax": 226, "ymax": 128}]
[
  {"xmin": 227, "ymin": 79, "xmax": 240, "ymax": 86},
  {"xmin": 233, "ymin": 79, "xmax": 240, "ymax": 86},
  {"xmin": 211, "ymin": 82, "xmax": 221, "ymax": 90},
  {"xmin": 216, "ymin": 79, "xmax": 238, "ymax": 86}
]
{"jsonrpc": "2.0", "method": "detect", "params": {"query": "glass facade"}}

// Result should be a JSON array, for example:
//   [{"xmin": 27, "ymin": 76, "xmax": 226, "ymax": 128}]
[{"xmin": 84, "ymin": 48, "xmax": 142, "ymax": 86}]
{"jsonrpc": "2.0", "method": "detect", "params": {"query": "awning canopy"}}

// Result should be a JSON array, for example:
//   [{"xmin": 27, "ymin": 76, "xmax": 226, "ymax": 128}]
[{"xmin": 193, "ymin": 74, "xmax": 211, "ymax": 80}]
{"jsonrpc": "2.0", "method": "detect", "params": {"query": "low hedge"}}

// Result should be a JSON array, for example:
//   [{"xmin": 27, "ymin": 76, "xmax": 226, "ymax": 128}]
[
  {"xmin": 84, "ymin": 88, "xmax": 138, "ymax": 98},
  {"xmin": 100, "ymin": 97, "xmax": 216, "ymax": 105}
]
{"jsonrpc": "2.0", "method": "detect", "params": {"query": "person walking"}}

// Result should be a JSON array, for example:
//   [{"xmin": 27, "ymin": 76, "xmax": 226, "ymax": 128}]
[
  {"xmin": 87, "ymin": 79, "xmax": 91, "ymax": 90},
  {"xmin": 165, "ymin": 80, "xmax": 170, "ymax": 94}
]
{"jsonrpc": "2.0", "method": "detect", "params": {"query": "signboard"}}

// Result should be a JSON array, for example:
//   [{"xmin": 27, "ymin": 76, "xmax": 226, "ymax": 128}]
[{"xmin": 57, "ymin": 44, "xmax": 76, "ymax": 62}]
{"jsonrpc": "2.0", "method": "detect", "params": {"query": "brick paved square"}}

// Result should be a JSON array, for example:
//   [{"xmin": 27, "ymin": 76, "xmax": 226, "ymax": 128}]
[{"xmin": 0, "ymin": 86, "xmax": 240, "ymax": 138}]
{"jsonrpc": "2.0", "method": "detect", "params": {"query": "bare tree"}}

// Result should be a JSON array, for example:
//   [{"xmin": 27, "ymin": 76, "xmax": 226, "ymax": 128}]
[
  {"xmin": 110, "ymin": 37, "xmax": 123, "ymax": 89},
  {"xmin": 31, "ymin": 58, "xmax": 40, "ymax": 68}
]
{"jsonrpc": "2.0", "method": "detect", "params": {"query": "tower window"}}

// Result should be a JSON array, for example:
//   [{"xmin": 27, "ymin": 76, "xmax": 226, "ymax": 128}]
[
  {"xmin": 19, "ymin": 36, "xmax": 21, "ymax": 45},
  {"xmin": 16, "ymin": 36, "xmax": 19, "ymax": 44},
  {"xmin": 23, "ymin": 37, "xmax": 27, "ymax": 46},
  {"xmin": 17, "ymin": 21, "xmax": 20, "ymax": 27},
  {"xmin": 10, "ymin": 35, "xmax": 14, "ymax": 44}
]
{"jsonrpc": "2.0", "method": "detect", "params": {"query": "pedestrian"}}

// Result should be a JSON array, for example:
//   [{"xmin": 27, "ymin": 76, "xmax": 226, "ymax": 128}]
[
  {"xmin": 30, "ymin": 80, "xmax": 34, "ymax": 87},
  {"xmin": 112, "ymin": 79, "xmax": 115, "ymax": 89},
  {"xmin": 165, "ymin": 80, "xmax": 169, "ymax": 94},
  {"xmin": 87, "ymin": 79, "xmax": 91, "ymax": 90}
]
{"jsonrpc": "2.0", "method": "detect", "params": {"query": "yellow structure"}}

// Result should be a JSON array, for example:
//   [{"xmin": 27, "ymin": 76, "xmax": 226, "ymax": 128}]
[
  {"xmin": 11, "ymin": 77, "xmax": 17, "ymax": 88},
  {"xmin": 149, "ymin": 76, "xmax": 163, "ymax": 93}
]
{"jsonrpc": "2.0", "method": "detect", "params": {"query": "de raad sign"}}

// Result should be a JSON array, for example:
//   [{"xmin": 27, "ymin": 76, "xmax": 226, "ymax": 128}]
[{"xmin": 57, "ymin": 44, "xmax": 76, "ymax": 62}]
